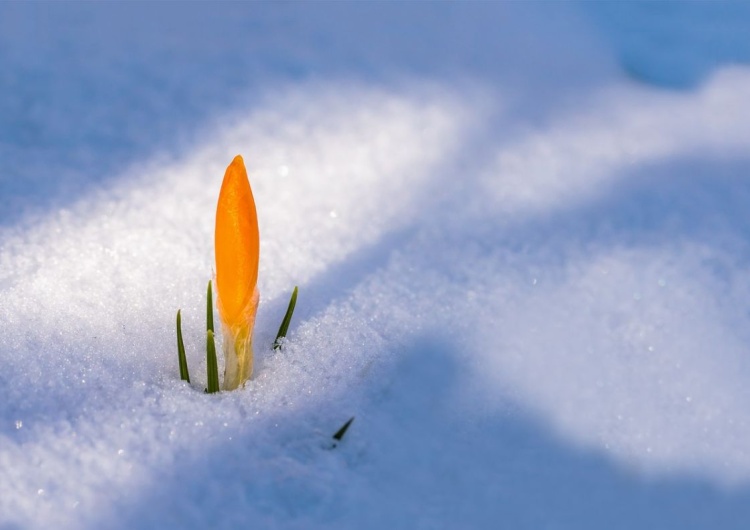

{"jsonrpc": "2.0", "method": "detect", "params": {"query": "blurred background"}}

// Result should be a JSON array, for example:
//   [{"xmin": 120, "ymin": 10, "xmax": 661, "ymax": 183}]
[{"xmin": 2, "ymin": 1, "xmax": 749, "ymax": 225}]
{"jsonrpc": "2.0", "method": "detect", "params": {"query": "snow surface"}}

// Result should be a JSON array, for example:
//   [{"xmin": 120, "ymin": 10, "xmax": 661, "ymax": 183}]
[{"xmin": 2, "ymin": 2, "xmax": 750, "ymax": 529}]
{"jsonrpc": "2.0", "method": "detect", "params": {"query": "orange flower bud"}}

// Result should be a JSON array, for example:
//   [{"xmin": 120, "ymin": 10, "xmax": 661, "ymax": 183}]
[{"xmin": 215, "ymin": 155, "xmax": 259, "ymax": 389}]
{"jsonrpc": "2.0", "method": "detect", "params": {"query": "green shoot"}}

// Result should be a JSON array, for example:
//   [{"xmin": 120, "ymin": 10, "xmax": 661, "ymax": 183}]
[
  {"xmin": 332, "ymin": 416, "xmax": 355, "ymax": 442},
  {"xmin": 206, "ymin": 329, "xmax": 220, "ymax": 393},
  {"xmin": 274, "ymin": 286, "xmax": 298, "ymax": 350},
  {"xmin": 180, "ymin": 278, "xmax": 299, "ymax": 392},
  {"xmin": 176, "ymin": 310, "xmax": 190, "ymax": 383},
  {"xmin": 207, "ymin": 280, "xmax": 214, "ymax": 333},
  {"xmin": 206, "ymin": 279, "xmax": 220, "ymax": 393}
]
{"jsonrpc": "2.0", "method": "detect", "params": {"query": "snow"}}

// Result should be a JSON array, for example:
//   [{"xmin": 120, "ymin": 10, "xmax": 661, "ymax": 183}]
[{"xmin": 2, "ymin": 2, "xmax": 750, "ymax": 528}]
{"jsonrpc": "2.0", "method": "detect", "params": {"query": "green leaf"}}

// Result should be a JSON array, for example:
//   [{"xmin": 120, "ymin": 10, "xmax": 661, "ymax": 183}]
[
  {"xmin": 176, "ymin": 310, "xmax": 190, "ymax": 383},
  {"xmin": 207, "ymin": 280, "xmax": 214, "ymax": 333},
  {"xmin": 273, "ymin": 286, "xmax": 298, "ymax": 350},
  {"xmin": 332, "ymin": 416, "xmax": 355, "ymax": 441},
  {"xmin": 206, "ymin": 329, "xmax": 220, "ymax": 394}
]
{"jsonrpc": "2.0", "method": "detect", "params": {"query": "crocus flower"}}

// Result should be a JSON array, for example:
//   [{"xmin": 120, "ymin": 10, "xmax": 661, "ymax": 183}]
[{"xmin": 215, "ymin": 155, "xmax": 259, "ymax": 390}]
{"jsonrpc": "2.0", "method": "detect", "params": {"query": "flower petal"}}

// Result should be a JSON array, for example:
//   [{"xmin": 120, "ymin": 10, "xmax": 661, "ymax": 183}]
[{"xmin": 215, "ymin": 155, "xmax": 260, "ymax": 329}]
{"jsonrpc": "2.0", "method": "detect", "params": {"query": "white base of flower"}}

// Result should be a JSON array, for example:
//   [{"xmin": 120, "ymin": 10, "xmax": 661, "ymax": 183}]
[
  {"xmin": 216, "ymin": 287, "xmax": 258, "ymax": 391},
  {"xmin": 221, "ymin": 322, "xmax": 253, "ymax": 390}
]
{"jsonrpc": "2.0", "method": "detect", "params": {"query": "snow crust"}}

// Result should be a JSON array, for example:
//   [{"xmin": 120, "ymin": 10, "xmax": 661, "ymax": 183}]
[{"xmin": 2, "ymin": 2, "xmax": 750, "ymax": 528}]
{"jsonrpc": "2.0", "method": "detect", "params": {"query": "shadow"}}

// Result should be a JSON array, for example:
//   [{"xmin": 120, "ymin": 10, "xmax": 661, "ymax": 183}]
[
  {"xmin": 582, "ymin": 1, "xmax": 750, "ymax": 89},
  {"xmin": 0, "ymin": 2, "xmax": 266, "ymax": 226},
  {"xmin": 355, "ymin": 337, "xmax": 750, "ymax": 529},
  {"xmin": 471, "ymin": 155, "xmax": 750, "ymax": 271},
  {"xmin": 98, "ymin": 335, "xmax": 750, "ymax": 529}
]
